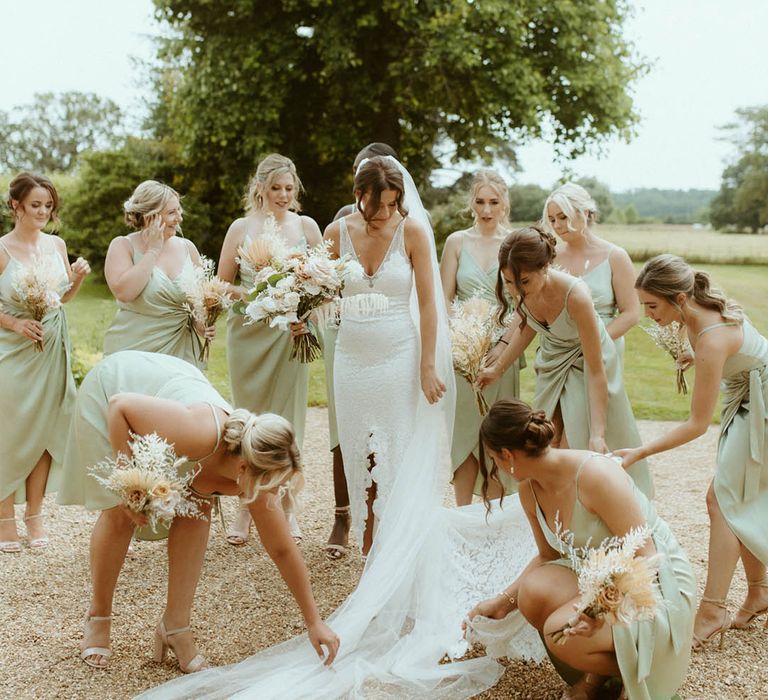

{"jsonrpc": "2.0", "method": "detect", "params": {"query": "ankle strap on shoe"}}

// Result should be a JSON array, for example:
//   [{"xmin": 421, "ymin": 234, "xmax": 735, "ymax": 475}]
[
  {"xmin": 701, "ymin": 596, "xmax": 728, "ymax": 608},
  {"xmin": 334, "ymin": 506, "xmax": 351, "ymax": 514},
  {"xmin": 87, "ymin": 615, "xmax": 113, "ymax": 622},
  {"xmin": 24, "ymin": 513, "xmax": 44, "ymax": 521},
  {"xmin": 747, "ymin": 577, "xmax": 768, "ymax": 588},
  {"xmin": 0, "ymin": 517, "xmax": 16, "ymax": 523},
  {"xmin": 165, "ymin": 625, "xmax": 191, "ymax": 636}
]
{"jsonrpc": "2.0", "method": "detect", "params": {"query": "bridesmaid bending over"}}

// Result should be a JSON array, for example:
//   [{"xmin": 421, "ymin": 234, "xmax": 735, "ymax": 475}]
[
  {"xmin": 103, "ymin": 180, "xmax": 215, "ymax": 369},
  {"xmin": 0, "ymin": 172, "xmax": 90, "ymax": 552},
  {"xmin": 477, "ymin": 227, "xmax": 652, "ymax": 497},
  {"xmin": 218, "ymin": 154, "xmax": 322, "ymax": 546},
  {"xmin": 543, "ymin": 182, "xmax": 639, "ymax": 355},
  {"xmin": 58, "ymin": 351, "xmax": 338, "ymax": 671},
  {"xmin": 618, "ymin": 254, "xmax": 768, "ymax": 650},
  {"xmin": 440, "ymin": 169, "xmax": 522, "ymax": 505},
  {"xmin": 468, "ymin": 399, "xmax": 694, "ymax": 700}
]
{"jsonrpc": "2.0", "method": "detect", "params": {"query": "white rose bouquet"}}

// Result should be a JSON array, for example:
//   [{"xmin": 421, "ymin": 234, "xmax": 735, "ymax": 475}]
[{"xmin": 89, "ymin": 432, "xmax": 204, "ymax": 532}]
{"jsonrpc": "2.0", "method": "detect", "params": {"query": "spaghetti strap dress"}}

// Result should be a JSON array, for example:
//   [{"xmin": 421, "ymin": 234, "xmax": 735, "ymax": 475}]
[
  {"xmin": 524, "ymin": 275, "xmax": 653, "ymax": 498},
  {"xmin": 532, "ymin": 454, "xmax": 695, "ymax": 699},
  {"xmin": 102, "ymin": 239, "xmax": 204, "ymax": 368},
  {"xmin": 703, "ymin": 320, "xmax": 768, "ymax": 565},
  {"xmin": 451, "ymin": 233, "xmax": 521, "ymax": 494},
  {"xmin": 226, "ymin": 232, "xmax": 309, "ymax": 447},
  {"xmin": 581, "ymin": 252, "xmax": 625, "ymax": 357},
  {"xmin": 0, "ymin": 239, "xmax": 75, "ymax": 503}
]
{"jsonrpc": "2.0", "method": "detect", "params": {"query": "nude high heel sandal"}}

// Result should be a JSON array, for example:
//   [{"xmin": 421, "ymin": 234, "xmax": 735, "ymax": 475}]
[
  {"xmin": 154, "ymin": 620, "xmax": 207, "ymax": 673},
  {"xmin": 692, "ymin": 597, "xmax": 731, "ymax": 651},
  {"xmin": 0, "ymin": 517, "xmax": 21, "ymax": 553},
  {"xmin": 80, "ymin": 615, "xmax": 113, "ymax": 668},
  {"xmin": 24, "ymin": 513, "xmax": 49, "ymax": 549},
  {"xmin": 732, "ymin": 577, "xmax": 768, "ymax": 629}
]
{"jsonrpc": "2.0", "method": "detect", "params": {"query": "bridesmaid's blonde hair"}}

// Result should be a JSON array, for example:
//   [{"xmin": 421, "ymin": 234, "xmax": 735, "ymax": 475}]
[
  {"xmin": 542, "ymin": 182, "xmax": 598, "ymax": 235},
  {"xmin": 223, "ymin": 409, "xmax": 304, "ymax": 506},
  {"xmin": 123, "ymin": 180, "xmax": 181, "ymax": 231},
  {"xmin": 465, "ymin": 169, "xmax": 511, "ymax": 223},
  {"xmin": 636, "ymin": 254, "xmax": 744, "ymax": 324},
  {"xmin": 244, "ymin": 154, "xmax": 303, "ymax": 214}
]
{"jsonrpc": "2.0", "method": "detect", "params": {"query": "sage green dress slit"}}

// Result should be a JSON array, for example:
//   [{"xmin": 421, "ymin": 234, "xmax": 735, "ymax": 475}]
[
  {"xmin": 0, "ymin": 241, "xmax": 75, "ymax": 503},
  {"xmin": 450, "ymin": 235, "xmax": 522, "ymax": 494},
  {"xmin": 226, "ymin": 233, "xmax": 309, "ymax": 447},
  {"xmin": 102, "ymin": 240, "xmax": 204, "ymax": 369},
  {"xmin": 706, "ymin": 320, "xmax": 768, "ymax": 565},
  {"xmin": 524, "ymin": 275, "xmax": 653, "ymax": 498},
  {"xmin": 532, "ymin": 454, "xmax": 695, "ymax": 700},
  {"xmin": 57, "ymin": 351, "xmax": 231, "ymax": 515}
]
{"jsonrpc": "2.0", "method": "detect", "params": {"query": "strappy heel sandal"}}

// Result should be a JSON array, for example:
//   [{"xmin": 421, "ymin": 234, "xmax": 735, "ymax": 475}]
[
  {"xmin": 0, "ymin": 517, "xmax": 21, "ymax": 554},
  {"xmin": 733, "ymin": 577, "xmax": 768, "ymax": 629},
  {"xmin": 324, "ymin": 506, "xmax": 350, "ymax": 561},
  {"xmin": 80, "ymin": 615, "xmax": 113, "ymax": 668},
  {"xmin": 154, "ymin": 620, "xmax": 207, "ymax": 673},
  {"xmin": 692, "ymin": 596, "xmax": 731, "ymax": 651},
  {"xmin": 24, "ymin": 512, "xmax": 49, "ymax": 549},
  {"xmin": 225, "ymin": 503, "xmax": 252, "ymax": 546}
]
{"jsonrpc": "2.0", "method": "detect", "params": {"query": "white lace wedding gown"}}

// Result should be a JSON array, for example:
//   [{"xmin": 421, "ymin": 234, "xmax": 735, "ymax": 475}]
[{"xmin": 137, "ymin": 186, "xmax": 543, "ymax": 700}]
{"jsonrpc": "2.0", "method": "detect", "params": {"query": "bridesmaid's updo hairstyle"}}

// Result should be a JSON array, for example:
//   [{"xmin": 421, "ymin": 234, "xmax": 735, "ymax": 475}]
[
  {"xmin": 495, "ymin": 225, "xmax": 557, "ymax": 330},
  {"xmin": 123, "ymin": 180, "xmax": 181, "ymax": 231},
  {"xmin": 223, "ymin": 409, "xmax": 305, "ymax": 506},
  {"xmin": 6, "ymin": 172, "xmax": 61, "ymax": 230},
  {"xmin": 245, "ymin": 153, "xmax": 304, "ymax": 214},
  {"xmin": 465, "ymin": 169, "xmax": 511, "ymax": 223},
  {"xmin": 636, "ymin": 254, "xmax": 744, "ymax": 324},
  {"xmin": 352, "ymin": 142, "xmax": 399, "ymax": 173},
  {"xmin": 353, "ymin": 156, "xmax": 408, "ymax": 225},
  {"xmin": 478, "ymin": 399, "xmax": 555, "ymax": 510},
  {"xmin": 542, "ymin": 182, "xmax": 598, "ymax": 235}
]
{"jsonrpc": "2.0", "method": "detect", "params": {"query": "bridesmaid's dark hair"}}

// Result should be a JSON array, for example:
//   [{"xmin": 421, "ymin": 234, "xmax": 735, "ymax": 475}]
[
  {"xmin": 478, "ymin": 399, "xmax": 556, "ymax": 511},
  {"xmin": 6, "ymin": 172, "xmax": 61, "ymax": 230},
  {"xmin": 353, "ymin": 156, "xmax": 408, "ymax": 224},
  {"xmin": 495, "ymin": 225, "xmax": 557, "ymax": 330},
  {"xmin": 635, "ymin": 254, "xmax": 744, "ymax": 324},
  {"xmin": 353, "ymin": 143, "xmax": 399, "ymax": 173}
]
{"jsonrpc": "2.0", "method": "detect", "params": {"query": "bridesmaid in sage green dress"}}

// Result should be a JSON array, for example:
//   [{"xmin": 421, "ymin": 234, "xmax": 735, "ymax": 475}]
[
  {"xmin": 103, "ymin": 180, "xmax": 215, "ymax": 369},
  {"xmin": 477, "ymin": 227, "xmax": 653, "ymax": 499},
  {"xmin": 57, "ymin": 350, "xmax": 338, "ymax": 671},
  {"xmin": 543, "ymin": 182, "xmax": 640, "ymax": 357},
  {"xmin": 440, "ymin": 170, "xmax": 522, "ymax": 505},
  {"xmin": 218, "ymin": 154, "xmax": 322, "ymax": 544},
  {"xmin": 0, "ymin": 172, "xmax": 90, "ymax": 553},
  {"xmin": 620, "ymin": 254, "xmax": 768, "ymax": 652},
  {"xmin": 469, "ymin": 399, "xmax": 695, "ymax": 700}
]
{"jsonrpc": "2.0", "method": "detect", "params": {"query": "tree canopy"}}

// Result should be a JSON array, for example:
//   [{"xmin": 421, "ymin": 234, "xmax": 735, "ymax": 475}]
[
  {"xmin": 710, "ymin": 106, "xmax": 768, "ymax": 233},
  {"xmin": 0, "ymin": 92, "xmax": 124, "ymax": 173},
  {"xmin": 150, "ymin": 0, "xmax": 645, "ymax": 229}
]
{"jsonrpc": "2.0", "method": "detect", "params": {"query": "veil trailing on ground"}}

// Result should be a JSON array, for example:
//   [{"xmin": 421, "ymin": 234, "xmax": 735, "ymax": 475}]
[{"xmin": 136, "ymin": 160, "xmax": 542, "ymax": 700}]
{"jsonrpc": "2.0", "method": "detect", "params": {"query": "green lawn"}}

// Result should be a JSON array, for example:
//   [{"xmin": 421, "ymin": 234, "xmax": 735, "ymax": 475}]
[{"xmin": 67, "ymin": 259, "xmax": 767, "ymax": 422}]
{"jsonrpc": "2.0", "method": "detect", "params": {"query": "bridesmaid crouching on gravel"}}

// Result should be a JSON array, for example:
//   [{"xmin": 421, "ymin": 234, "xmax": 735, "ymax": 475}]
[
  {"xmin": 57, "ymin": 350, "xmax": 338, "ymax": 672},
  {"xmin": 468, "ymin": 399, "xmax": 695, "ymax": 700}
]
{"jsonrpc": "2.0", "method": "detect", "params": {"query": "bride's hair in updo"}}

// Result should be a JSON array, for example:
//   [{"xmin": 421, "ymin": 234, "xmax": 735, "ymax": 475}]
[
  {"xmin": 244, "ymin": 153, "xmax": 304, "ymax": 214},
  {"xmin": 478, "ymin": 399, "xmax": 555, "ymax": 511},
  {"xmin": 636, "ymin": 254, "xmax": 744, "ymax": 324},
  {"xmin": 495, "ymin": 225, "xmax": 557, "ymax": 330},
  {"xmin": 542, "ymin": 182, "xmax": 598, "ymax": 235},
  {"xmin": 123, "ymin": 180, "xmax": 181, "ymax": 231},
  {"xmin": 223, "ymin": 409, "xmax": 304, "ymax": 507},
  {"xmin": 353, "ymin": 156, "xmax": 408, "ymax": 224}
]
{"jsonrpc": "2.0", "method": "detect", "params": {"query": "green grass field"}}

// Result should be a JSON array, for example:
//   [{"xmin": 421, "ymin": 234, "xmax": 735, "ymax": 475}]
[{"xmin": 66, "ymin": 231, "xmax": 767, "ymax": 422}]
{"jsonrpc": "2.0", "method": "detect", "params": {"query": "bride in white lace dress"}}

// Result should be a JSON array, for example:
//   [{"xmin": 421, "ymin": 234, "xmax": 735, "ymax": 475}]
[{"xmin": 136, "ymin": 157, "xmax": 543, "ymax": 700}]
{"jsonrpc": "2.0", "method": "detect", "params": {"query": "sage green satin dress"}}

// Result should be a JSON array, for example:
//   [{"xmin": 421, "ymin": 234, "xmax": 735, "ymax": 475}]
[
  {"xmin": 0, "ymin": 241, "xmax": 76, "ymax": 503},
  {"xmin": 525, "ymin": 275, "xmax": 653, "ymax": 498},
  {"xmin": 708, "ymin": 321, "xmax": 768, "ymax": 565},
  {"xmin": 450, "ymin": 239, "xmax": 522, "ymax": 494},
  {"xmin": 533, "ymin": 454, "xmax": 695, "ymax": 700},
  {"xmin": 57, "ymin": 351, "xmax": 231, "ymax": 512},
  {"xmin": 582, "ymin": 256, "xmax": 625, "ymax": 357},
  {"xmin": 102, "ymin": 241, "xmax": 204, "ymax": 369},
  {"xmin": 226, "ymin": 233, "xmax": 309, "ymax": 447}
]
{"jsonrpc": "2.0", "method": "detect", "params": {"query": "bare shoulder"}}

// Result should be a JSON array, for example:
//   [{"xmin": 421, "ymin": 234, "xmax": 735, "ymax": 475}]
[
  {"xmin": 323, "ymin": 218, "xmax": 341, "ymax": 241},
  {"xmin": 224, "ymin": 216, "xmax": 247, "ymax": 242},
  {"xmin": 607, "ymin": 242, "xmax": 633, "ymax": 268},
  {"xmin": 299, "ymin": 215, "xmax": 322, "ymax": 246},
  {"xmin": 578, "ymin": 454, "xmax": 632, "ymax": 502},
  {"xmin": 403, "ymin": 216, "xmax": 429, "ymax": 243}
]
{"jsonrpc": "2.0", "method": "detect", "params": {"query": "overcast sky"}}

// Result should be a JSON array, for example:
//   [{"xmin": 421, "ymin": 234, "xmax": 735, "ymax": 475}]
[{"xmin": 2, "ymin": 0, "xmax": 766, "ymax": 192}]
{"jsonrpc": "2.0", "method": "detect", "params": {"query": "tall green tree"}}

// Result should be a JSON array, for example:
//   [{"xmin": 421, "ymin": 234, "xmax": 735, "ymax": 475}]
[
  {"xmin": 150, "ymin": 0, "xmax": 645, "ymax": 230},
  {"xmin": 0, "ymin": 92, "xmax": 124, "ymax": 173},
  {"xmin": 710, "ymin": 105, "xmax": 768, "ymax": 233}
]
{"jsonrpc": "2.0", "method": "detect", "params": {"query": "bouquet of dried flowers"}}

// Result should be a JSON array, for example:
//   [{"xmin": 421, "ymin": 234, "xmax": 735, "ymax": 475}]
[
  {"xmin": 642, "ymin": 321, "xmax": 691, "ymax": 394},
  {"xmin": 549, "ymin": 524, "xmax": 663, "ymax": 645},
  {"xmin": 236, "ymin": 214, "xmax": 290, "ymax": 279},
  {"xmin": 11, "ymin": 254, "xmax": 71, "ymax": 352},
  {"xmin": 449, "ymin": 296, "xmax": 496, "ymax": 415},
  {"xmin": 89, "ymin": 432, "xmax": 203, "ymax": 532},
  {"xmin": 178, "ymin": 256, "xmax": 233, "ymax": 363}
]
